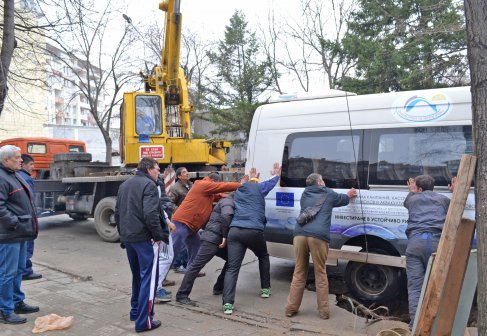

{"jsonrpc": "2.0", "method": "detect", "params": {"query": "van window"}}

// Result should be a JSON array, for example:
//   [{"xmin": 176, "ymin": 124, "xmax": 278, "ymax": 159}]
[
  {"xmin": 281, "ymin": 131, "xmax": 361, "ymax": 188},
  {"xmin": 69, "ymin": 145, "xmax": 84, "ymax": 153},
  {"xmin": 27, "ymin": 143, "xmax": 47, "ymax": 154},
  {"xmin": 369, "ymin": 126, "xmax": 473, "ymax": 186}
]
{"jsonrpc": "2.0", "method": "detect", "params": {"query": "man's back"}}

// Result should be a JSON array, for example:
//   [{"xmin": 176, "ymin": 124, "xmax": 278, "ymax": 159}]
[
  {"xmin": 116, "ymin": 173, "xmax": 165, "ymax": 243},
  {"xmin": 404, "ymin": 190, "xmax": 450, "ymax": 237}
]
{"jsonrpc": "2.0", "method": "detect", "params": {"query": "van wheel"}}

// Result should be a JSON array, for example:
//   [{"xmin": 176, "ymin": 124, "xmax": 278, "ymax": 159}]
[
  {"xmin": 344, "ymin": 249, "xmax": 402, "ymax": 303},
  {"xmin": 54, "ymin": 153, "xmax": 92, "ymax": 162},
  {"xmin": 94, "ymin": 197, "xmax": 119, "ymax": 242}
]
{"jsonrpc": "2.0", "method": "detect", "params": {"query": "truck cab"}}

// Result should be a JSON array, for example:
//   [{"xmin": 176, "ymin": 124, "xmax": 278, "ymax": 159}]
[{"xmin": 0, "ymin": 137, "xmax": 86, "ymax": 178}]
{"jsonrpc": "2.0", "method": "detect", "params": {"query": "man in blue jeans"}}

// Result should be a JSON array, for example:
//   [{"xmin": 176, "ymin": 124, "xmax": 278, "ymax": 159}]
[
  {"xmin": 404, "ymin": 175, "xmax": 454, "ymax": 329},
  {"xmin": 0, "ymin": 145, "xmax": 40, "ymax": 325},
  {"xmin": 18, "ymin": 154, "xmax": 42, "ymax": 281}
]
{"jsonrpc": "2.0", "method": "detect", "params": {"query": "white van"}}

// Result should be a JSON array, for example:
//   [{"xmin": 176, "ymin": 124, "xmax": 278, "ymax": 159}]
[{"xmin": 246, "ymin": 86, "xmax": 474, "ymax": 303}]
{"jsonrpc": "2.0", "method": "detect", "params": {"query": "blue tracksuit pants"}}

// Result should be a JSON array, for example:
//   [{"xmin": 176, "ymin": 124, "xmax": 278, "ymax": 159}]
[{"xmin": 125, "ymin": 241, "xmax": 160, "ymax": 332}]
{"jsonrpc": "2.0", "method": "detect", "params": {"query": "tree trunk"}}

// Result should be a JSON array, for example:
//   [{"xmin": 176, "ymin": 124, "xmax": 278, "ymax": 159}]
[
  {"xmin": 0, "ymin": 0, "xmax": 16, "ymax": 116},
  {"xmin": 464, "ymin": 1, "xmax": 487, "ymax": 334},
  {"xmin": 102, "ymin": 130, "xmax": 112, "ymax": 165}
]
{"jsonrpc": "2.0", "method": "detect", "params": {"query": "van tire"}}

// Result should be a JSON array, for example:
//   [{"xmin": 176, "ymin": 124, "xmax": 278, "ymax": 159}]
[
  {"xmin": 94, "ymin": 197, "xmax": 119, "ymax": 242},
  {"xmin": 344, "ymin": 255, "xmax": 402, "ymax": 303},
  {"xmin": 54, "ymin": 153, "xmax": 92, "ymax": 162}
]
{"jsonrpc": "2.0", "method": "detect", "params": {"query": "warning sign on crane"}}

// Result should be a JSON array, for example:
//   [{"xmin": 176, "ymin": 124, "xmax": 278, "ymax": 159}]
[{"xmin": 139, "ymin": 146, "xmax": 164, "ymax": 159}]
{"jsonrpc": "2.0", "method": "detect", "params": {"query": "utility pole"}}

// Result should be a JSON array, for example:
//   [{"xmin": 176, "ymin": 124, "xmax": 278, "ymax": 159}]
[{"xmin": 464, "ymin": 1, "xmax": 487, "ymax": 334}]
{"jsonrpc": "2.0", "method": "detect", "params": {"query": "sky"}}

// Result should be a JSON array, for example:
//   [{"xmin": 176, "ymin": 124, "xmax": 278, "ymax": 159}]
[
  {"xmin": 128, "ymin": 0, "xmax": 302, "ymax": 40},
  {"xmin": 125, "ymin": 0, "xmax": 326, "ymax": 94}
]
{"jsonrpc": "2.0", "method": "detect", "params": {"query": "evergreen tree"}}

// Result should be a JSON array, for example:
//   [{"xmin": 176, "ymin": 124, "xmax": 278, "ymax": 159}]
[
  {"xmin": 204, "ymin": 11, "xmax": 273, "ymax": 141},
  {"xmin": 340, "ymin": 0, "xmax": 468, "ymax": 94}
]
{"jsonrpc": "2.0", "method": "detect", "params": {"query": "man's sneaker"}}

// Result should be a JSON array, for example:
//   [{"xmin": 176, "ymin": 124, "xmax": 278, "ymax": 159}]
[
  {"xmin": 0, "ymin": 312, "xmax": 27, "ymax": 324},
  {"xmin": 260, "ymin": 288, "xmax": 271, "ymax": 298},
  {"xmin": 155, "ymin": 288, "xmax": 172, "ymax": 303},
  {"xmin": 223, "ymin": 303, "xmax": 234, "ymax": 315},
  {"xmin": 176, "ymin": 297, "xmax": 197, "ymax": 306},
  {"xmin": 173, "ymin": 266, "xmax": 186, "ymax": 274},
  {"xmin": 14, "ymin": 301, "xmax": 40, "ymax": 314}
]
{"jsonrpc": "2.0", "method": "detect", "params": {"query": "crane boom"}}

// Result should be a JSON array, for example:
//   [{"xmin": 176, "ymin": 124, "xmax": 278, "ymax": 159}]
[{"xmin": 120, "ymin": 0, "xmax": 231, "ymax": 169}]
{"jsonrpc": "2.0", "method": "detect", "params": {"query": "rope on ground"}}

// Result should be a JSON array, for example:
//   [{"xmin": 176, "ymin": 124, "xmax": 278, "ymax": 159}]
[{"xmin": 337, "ymin": 294, "xmax": 402, "ymax": 325}]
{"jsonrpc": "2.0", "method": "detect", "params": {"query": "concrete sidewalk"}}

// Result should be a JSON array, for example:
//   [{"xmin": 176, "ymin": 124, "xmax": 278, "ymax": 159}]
[{"xmin": 0, "ymin": 263, "xmax": 389, "ymax": 336}]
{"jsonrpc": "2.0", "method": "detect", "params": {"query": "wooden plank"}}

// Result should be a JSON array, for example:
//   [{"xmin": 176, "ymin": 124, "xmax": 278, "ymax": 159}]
[
  {"xmin": 328, "ymin": 249, "xmax": 406, "ymax": 268},
  {"xmin": 414, "ymin": 154, "xmax": 477, "ymax": 336},
  {"xmin": 434, "ymin": 219, "xmax": 476, "ymax": 335}
]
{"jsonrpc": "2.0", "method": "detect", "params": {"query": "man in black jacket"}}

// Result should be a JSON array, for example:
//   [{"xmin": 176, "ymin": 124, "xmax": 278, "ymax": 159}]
[
  {"xmin": 115, "ymin": 157, "xmax": 168, "ymax": 333},
  {"xmin": 0, "ymin": 145, "xmax": 40, "ymax": 325},
  {"xmin": 175, "ymin": 193, "xmax": 234, "ymax": 305}
]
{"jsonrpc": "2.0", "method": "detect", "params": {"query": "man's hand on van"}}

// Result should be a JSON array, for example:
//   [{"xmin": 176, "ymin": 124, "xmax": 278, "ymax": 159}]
[
  {"xmin": 407, "ymin": 178, "xmax": 418, "ymax": 192},
  {"xmin": 271, "ymin": 162, "xmax": 281, "ymax": 176},
  {"xmin": 240, "ymin": 174, "xmax": 249, "ymax": 184},
  {"xmin": 448, "ymin": 176, "xmax": 457, "ymax": 192},
  {"xmin": 347, "ymin": 188, "xmax": 357, "ymax": 199},
  {"xmin": 249, "ymin": 167, "xmax": 260, "ymax": 180}
]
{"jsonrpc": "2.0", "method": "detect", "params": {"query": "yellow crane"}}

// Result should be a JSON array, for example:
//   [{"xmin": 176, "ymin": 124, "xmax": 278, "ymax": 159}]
[{"xmin": 120, "ymin": 0, "xmax": 230, "ymax": 169}]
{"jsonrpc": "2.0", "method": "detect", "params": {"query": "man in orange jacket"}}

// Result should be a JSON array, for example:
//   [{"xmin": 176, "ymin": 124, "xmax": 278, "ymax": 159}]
[{"xmin": 170, "ymin": 173, "xmax": 246, "ymax": 270}]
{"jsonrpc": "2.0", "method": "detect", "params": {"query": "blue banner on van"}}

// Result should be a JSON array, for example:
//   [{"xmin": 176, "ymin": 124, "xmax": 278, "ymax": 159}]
[{"xmin": 276, "ymin": 192, "xmax": 294, "ymax": 207}]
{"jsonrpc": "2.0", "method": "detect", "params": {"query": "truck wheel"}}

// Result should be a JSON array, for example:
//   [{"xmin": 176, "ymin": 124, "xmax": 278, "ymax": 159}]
[
  {"xmin": 344, "ymin": 248, "xmax": 402, "ymax": 303},
  {"xmin": 69, "ymin": 213, "xmax": 88, "ymax": 221},
  {"xmin": 54, "ymin": 153, "xmax": 92, "ymax": 162},
  {"xmin": 94, "ymin": 197, "xmax": 119, "ymax": 242}
]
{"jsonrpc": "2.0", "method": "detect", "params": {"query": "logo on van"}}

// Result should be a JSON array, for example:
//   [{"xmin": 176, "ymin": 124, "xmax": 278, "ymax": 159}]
[{"xmin": 392, "ymin": 93, "xmax": 452, "ymax": 122}]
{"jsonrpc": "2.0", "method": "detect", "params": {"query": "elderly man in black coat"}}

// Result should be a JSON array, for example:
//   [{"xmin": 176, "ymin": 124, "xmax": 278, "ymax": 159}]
[{"xmin": 0, "ymin": 145, "xmax": 40, "ymax": 325}]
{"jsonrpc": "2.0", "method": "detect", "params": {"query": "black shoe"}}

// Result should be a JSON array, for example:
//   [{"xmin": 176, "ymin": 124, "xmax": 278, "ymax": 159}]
[
  {"xmin": 22, "ymin": 272, "xmax": 42, "ymax": 281},
  {"xmin": 176, "ymin": 297, "xmax": 197, "ymax": 306},
  {"xmin": 212, "ymin": 289, "xmax": 223, "ymax": 295},
  {"xmin": 14, "ymin": 301, "xmax": 40, "ymax": 314},
  {"xmin": 0, "ymin": 312, "xmax": 27, "ymax": 324},
  {"xmin": 130, "ymin": 315, "xmax": 137, "ymax": 321},
  {"xmin": 136, "ymin": 319, "xmax": 161, "ymax": 332}
]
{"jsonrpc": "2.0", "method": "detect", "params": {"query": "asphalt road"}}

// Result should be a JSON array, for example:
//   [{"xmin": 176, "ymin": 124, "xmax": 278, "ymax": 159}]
[{"xmin": 15, "ymin": 214, "xmax": 408, "ymax": 335}]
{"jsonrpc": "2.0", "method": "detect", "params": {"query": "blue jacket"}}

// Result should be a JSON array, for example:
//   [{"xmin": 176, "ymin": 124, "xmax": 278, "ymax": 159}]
[
  {"xmin": 294, "ymin": 185, "xmax": 350, "ymax": 242},
  {"xmin": 403, "ymin": 190, "xmax": 450, "ymax": 238},
  {"xmin": 19, "ymin": 169, "xmax": 36, "ymax": 195},
  {"xmin": 231, "ymin": 176, "xmax": 279, "ymax": 231}
]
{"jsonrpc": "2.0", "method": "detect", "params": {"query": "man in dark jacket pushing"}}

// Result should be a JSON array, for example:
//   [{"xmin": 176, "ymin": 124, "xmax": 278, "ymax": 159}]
[
  {"xmin": 115, "ymin": 157, "xmax": 169, "ymax": 333},
  {"xmin": 175, "ymin": 193, "xmax": 235, "ymax": 305},
  {"xmin": 0, "ymin": 145, "xmax": 40, "ymax": 325}
]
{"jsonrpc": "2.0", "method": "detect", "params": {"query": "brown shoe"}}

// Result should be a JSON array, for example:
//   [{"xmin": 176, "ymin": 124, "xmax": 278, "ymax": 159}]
[
  {"xmin": 285, "ymin": 311, "xmax": 297, "ymax": 317},
  {"xmin": 319, "ymin": 312, "xmax": 330, "ymax": 320},
  {"xmin": 162, "ymin": 279, "xmax": 175, "ymax": 286},
  {"xmin": 196, "ymin": 272, "xmax": 205, "ymax": 278}
]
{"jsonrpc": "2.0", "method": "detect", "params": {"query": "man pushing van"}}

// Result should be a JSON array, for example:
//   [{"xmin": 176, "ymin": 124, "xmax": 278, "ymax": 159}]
[{"xmin": 403, "ymin": 175, "xmax": 454, "ymax": 329}]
